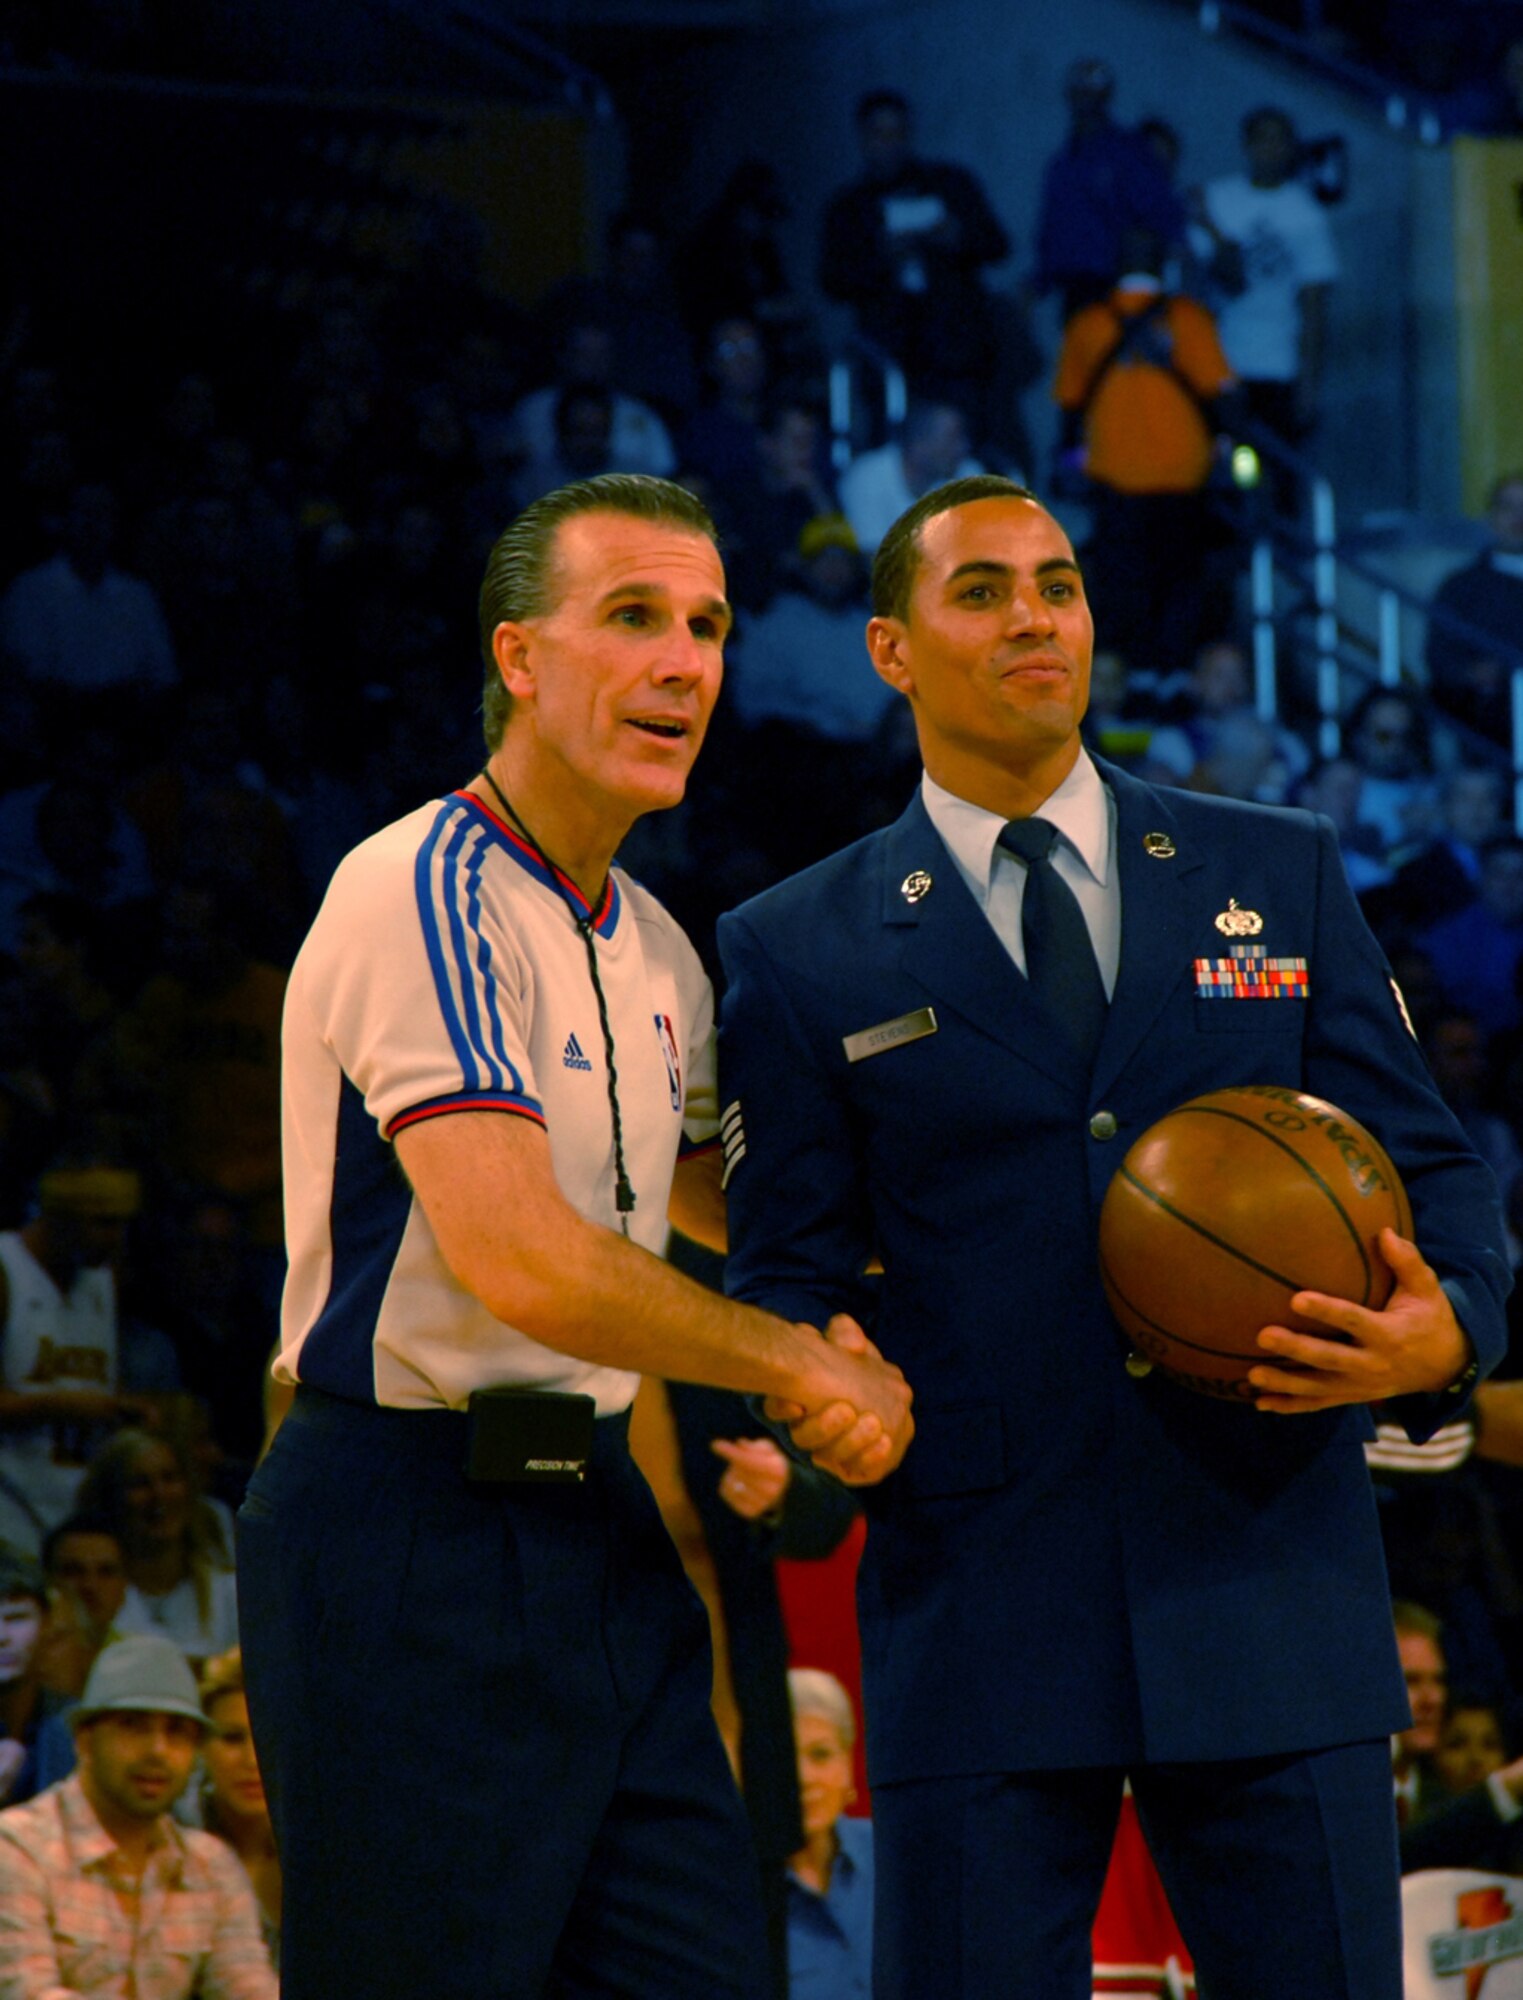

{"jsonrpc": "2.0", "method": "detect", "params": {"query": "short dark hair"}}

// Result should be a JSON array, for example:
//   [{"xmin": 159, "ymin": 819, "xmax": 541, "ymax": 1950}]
[
  {"xmin": 856, "ymin": 87, "xmax": 910, "ymax": 124},
  {"xmin": 477, "ymin": 474, "xmax": 719, "ymax": 752},
  {"xmin": 871, "ymin": 473, "xmax": 1038, "ymax": 622},
  {"xmin": 1392, "ymin": 1598, "xmax": 1442, "ymax": 1643},
  {"xmin": 43, "ymin": 1512, "xmax": 123, "ymax": 1573}
]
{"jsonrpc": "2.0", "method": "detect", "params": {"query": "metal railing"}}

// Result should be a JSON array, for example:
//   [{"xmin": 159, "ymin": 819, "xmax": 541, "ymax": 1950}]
[
  {"xmin": 827, "ymin": 338, "xmax": 908, "ymax": 472},
  {"xmin": 1231, "ymin": 417, "xmax": 1523, "ymax": 824},
  {"xmin": 365, "ymin": 0, "xmax": 613, "ymax": 113},
  {"xmin": 1191, "ymin": 0, "xmax": 1448, "ymax": 141}
]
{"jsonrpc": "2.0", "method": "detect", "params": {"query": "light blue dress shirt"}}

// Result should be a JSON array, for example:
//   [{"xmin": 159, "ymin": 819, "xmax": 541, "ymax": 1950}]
[
  {"xmin": 786, "ymin": 1815, "xmax": 874, "ymax": 1997},
  {"xmin": 920, "ymin": 750, "xmax": 1121, "ymax": 997}
]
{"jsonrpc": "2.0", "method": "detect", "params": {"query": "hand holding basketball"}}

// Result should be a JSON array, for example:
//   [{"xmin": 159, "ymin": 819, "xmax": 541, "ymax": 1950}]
[{"xmin": 1250, "ymin": 1226, "xmax": 1473, "ymax": 1414}]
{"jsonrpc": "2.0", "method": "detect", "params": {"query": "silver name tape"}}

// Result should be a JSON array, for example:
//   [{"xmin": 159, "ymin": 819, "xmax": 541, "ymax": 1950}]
[{"xmin": 843, "ymin": 1007, "xmax": 938, "ymax": 1063}]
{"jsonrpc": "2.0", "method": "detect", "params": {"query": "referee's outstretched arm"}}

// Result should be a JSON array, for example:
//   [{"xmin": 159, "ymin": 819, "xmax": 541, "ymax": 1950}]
[{"xmin": 394, "ymin": 1107, "xmax": 913, "ymax": 1486}]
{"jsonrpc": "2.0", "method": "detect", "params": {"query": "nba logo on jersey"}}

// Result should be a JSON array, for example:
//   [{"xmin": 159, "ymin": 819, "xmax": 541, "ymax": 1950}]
[{"xmin": 654, "ymin": 1014, "xmax": 682, "ymax": 1111}]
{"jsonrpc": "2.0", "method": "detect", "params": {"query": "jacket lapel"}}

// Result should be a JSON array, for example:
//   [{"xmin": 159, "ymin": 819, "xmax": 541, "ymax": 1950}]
[{"xmin": 1092, "ymin": 763, "xmax": 1206, "ymax": 1095}]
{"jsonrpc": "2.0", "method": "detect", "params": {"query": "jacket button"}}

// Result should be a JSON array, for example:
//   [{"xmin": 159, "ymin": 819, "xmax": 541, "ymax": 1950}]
[{"xmin": 1089, "ymin": 1110, "xmax": 1119, "ymax": 1140}]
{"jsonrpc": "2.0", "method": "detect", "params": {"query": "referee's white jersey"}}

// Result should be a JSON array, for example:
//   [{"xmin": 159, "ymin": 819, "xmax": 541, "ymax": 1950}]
[{"xmin": 276, "ymin": 790, "xmax": 721, "ymax": 1415}]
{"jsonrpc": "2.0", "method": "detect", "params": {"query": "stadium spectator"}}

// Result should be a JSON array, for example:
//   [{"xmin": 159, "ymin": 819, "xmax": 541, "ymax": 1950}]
[
  {"xmin": 712, "ymin": 391, "xmax": 837, "ymax": 611},
  {"xmin": 1147, "ymin": 638, "xmax": 1310, "ymax": 795},
  {"xmin": 538, "ymin": 214, "xmax": 698, "ymax": 426},
  {"xmin": 1432, "ymin": 1696, "xmax": 1509, "ymax": 1797},
  {"xmin": 1393, "ymin": 1600, "xmax": 1449, "ymax": 1828},
  {"xmin": 679, "ymin": 317, "xmax": 772, "ymax": 491},
  {"xmin": 0, "ymin": 1635, "xmax": 276, "ymax": 1998},
  {"xmin": 839, "ymin": 397, "xmax": 982, "ymax": 556},
  {"xmin": 132, "ymin": 483, "xmax": 297, "ymax": 699},
  {"xmin": 77, "ymin": 1430, "xmax": 237, "ymax": 1669},
  {"xmin": 38, "ymin": 1513, "xmax": 127, "ymax": 1702},
  {"xmin": 0, "ymin": 1151, "xmax": 146, "ymax": 1556},
  {"xmin": 44, "ymin": 1514, "xmax": 127, "ymax": 1643},
  {"xmin": 676, "ymin": 160, "xmax": 811, "ymax": 366},
  {"xmin": 1296, "ymin": 757, "xmax": 1392, "ymax": 894},
  {"xmin": 819, "ymin": 87, "xmax": 1010, "ymax": 407},
  {"xmin": 1419, "ymin": 836, "xmax": 1523, "ymax": 1036},
  {"xmin": 196, "ymin": 1649, "xmax": 280, "ymax": 1969},
  {"xmin": 1030, "ymin": 59, "xmax": 1185, "ymax": 322},
  {"xmin": 1425, "ymin": 472, "xmax": 1523, "ymax": 743},
  {"xmin": 1380, "ymin": 764, "xmax": 1506, "ymax": 932},
  {"xmin": 0, "ymin": 1546, "xmax": 53, "ymax": 1806},
  {"xmin": 726, "ymin": 517, "xmax": 894, "ymax": 875},
  {"xmin": 595, "ymin": 211, "xmax": 701, "ymax": 421},
  {"xmin": 506, "ymin": 316, "xmax": 674, "ymax": 490},
  {"xmin": 0, "ymin": 768, "xmax": 155, "ymax": 957},
  {"xmin": 1187, "ymin": 708, "xmax": 1302, "ymax": 804},
  {"xmin": 729, "ymin": 517, "xmax": 888, "ymax": 742},
  {"xmin": 1194, "ymin": 107, "xmax": 1340, "ymax": 481},
  {"xmin": 1077, "ymin": 647, "xmax": 1180, "ymax": 780},
  {"xmin": 0, "ymin": 482, "xmax": 176, "ymax": 704},
  {"xmin": 81, "ymin": 878, "xmax": 287, "ymax": 1260},
  {"xmin": 513, "ymin": 385, "xmax": 617, "ymax": 507},
  {"xmin": 1400, "ymin": 1722, "xmax": 1523, "ymax": 1877},
  {"xmin": 1421, "ymin": 1011, "xmax": 1523, "ymax": 1209},
  {"xmin": 1054, "ymin": 233, "xmax": 1236, "ymax": 671},
  {"xmin": 140, "ymin": 1200, "xmax": 273, "ymax": 1470},
  {"xmin": 1344, "ymin": 686, "xmax": 1440, "ymax": 862},
  {"xmin": 12, "ymin": 893, "xmax": 121, "ymax": 1107},
  {"xmin": 121, "ymin": 688, "xmax": 302, "ymax": 928},
  {"xmin": 785, "ymin": 1668, "xmax": 874, "ymax": 2000}
]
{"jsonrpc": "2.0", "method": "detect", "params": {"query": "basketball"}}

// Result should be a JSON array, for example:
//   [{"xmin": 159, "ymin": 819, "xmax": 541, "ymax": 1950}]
[{"xmin": 1097, "ymin": 1085, "xmax": 1412, "ymax": 1400}]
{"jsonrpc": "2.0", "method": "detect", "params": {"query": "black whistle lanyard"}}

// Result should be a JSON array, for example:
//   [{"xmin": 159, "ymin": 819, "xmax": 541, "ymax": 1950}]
[{"xmin": 478, "ymin": 768, "xmax": 637, "ymax": 1233}]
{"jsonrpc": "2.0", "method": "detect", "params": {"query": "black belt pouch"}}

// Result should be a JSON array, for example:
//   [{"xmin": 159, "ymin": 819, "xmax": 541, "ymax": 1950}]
[{"xmin": 464, "ymin": 1386, "xmax": 597, "ymax": 1484}]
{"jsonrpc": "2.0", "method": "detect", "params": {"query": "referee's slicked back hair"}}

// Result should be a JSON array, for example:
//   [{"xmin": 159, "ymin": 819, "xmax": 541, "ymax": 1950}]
[
  {"xmin": 478, "ymin": 474, "xmax": 719, "ymax": 752},
  {"xmin": 871, "ymin": 473, "xmax": 1039, "ymax": 624}
]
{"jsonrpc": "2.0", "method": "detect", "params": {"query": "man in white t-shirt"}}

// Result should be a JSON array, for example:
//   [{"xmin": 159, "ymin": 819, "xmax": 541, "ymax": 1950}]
[
  {"xmin": 0, "ymin": 484, "xmax": 176, "ymax": 696},
  {"xmin": 1196, "ymin": 106, "xmax": 1339, "ymax": 457},
  {"xmin": 504, "ymin": 320, "xmax": 676, "ymax": 487},
  {"xmin": 840, "ymin": 398, "xmax": 984, "ymax": 555},
  {"xmin": 0, "ymin": 1160, "xmax": 146, "ymax": 1556},
  {"xmin": 236, "ymin": 472, "xmax": 913, "ymax": 2000}
]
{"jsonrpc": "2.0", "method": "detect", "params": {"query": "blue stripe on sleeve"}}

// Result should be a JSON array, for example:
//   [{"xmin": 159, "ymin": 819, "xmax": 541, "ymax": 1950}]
[
  {"xmin": 415, "ymin": 804, "xmax": 482, "ymax": 1089},
  {"xmin": 463, "ymin": 827, "xmax": 523, "ymax": 1094},
  {"xmin": 440, "ymin": 814, "xmax": 502, "ymax": 1092}
]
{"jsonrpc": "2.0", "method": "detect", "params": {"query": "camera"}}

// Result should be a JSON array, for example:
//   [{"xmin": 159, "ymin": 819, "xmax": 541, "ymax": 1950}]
[{"xmin": 1298, "ymin": 134, "xmax": 1349, "ymax": 206}]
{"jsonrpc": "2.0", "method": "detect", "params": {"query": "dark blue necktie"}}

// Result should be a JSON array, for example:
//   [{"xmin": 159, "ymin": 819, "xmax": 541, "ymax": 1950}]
[{"xmin": 997, "ymin": 817, "xmax": 1108, "ymax": 1063}]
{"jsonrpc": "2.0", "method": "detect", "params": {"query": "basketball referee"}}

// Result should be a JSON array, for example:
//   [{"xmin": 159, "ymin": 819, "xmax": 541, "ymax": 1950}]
[{"xmin": 236, "ymin": 475, "xmax": 913, "ymax": 2000}]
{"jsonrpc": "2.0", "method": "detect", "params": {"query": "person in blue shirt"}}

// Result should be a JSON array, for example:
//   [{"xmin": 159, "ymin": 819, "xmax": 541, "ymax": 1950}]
[
  {"xmin": 1031, "ymin": 58, "xmax": 1185, "ymax": 322},
  {"xmin": 786, "ymin": 1669, "xmax": 874, "ymax": 1998}
]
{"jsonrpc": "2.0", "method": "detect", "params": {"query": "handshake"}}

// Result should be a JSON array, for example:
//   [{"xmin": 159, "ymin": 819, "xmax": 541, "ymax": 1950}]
[{"xmin": 765, "ymin": 1316, "xmax": 915, "ymax": 1487}]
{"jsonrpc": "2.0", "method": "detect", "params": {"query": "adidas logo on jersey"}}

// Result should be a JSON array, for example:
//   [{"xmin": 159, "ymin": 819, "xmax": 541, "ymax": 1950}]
[{"xmin": 562, "ymin": 1033, "xmax": 593, "ymax": 1072}]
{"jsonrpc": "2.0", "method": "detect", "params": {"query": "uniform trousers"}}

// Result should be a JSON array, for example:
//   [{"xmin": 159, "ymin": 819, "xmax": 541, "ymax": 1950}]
[
  {"xmin": 872, "ymin": 1740, "xmax": 1401, "ymax": 2000},
  {"xmin": 236, "ymin": 1386, "xmax": 771, "ymax": 2000}
]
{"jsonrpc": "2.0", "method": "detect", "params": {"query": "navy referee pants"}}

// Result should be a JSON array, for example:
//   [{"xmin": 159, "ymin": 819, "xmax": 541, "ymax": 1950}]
[{"xmin": 237, "ymin": 1387, "xmax": 771, "ymax": 2000}]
